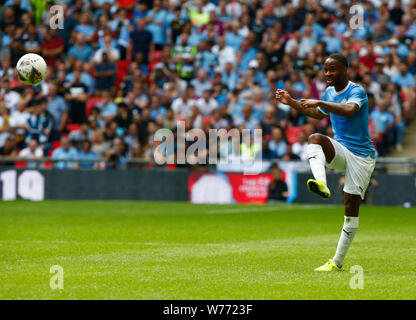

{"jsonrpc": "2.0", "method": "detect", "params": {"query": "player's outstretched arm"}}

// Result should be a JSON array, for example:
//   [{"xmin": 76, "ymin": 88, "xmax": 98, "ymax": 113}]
[
  {"xmin": 275, "ymin": 89, "xmax": 326, "ymax": 120},
  {"xmin": 300, "ymin": 99, "xmax": 359, "ymax": 117}
]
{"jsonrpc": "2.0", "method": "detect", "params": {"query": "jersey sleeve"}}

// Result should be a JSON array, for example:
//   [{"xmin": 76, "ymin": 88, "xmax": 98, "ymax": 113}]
[{"xmin": 346, "ymin": 85, "xmax": 367, "ymax": 109}]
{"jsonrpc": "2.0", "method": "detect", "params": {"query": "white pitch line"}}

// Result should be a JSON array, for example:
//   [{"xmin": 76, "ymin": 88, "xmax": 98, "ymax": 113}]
[{"xmin": 205, "ymin": 205, "xmax": 338, "ymax": 214}]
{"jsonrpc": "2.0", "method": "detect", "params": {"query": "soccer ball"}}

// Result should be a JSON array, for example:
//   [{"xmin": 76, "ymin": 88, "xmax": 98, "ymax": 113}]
[{"xmin": 16, "ymin": 53, "xmax": 47, "ymax": 85}]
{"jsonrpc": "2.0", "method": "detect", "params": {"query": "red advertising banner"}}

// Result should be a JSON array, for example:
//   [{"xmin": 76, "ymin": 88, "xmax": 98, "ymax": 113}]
[{"xmin": 189, "ymin": 172, "xmax": 287, "ymax": 204}]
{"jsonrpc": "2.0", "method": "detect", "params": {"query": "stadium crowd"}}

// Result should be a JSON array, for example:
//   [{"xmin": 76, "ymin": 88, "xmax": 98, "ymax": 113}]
[{"xmin": 1, "ymin": 0, "xmax": 416, "ymax": 169}]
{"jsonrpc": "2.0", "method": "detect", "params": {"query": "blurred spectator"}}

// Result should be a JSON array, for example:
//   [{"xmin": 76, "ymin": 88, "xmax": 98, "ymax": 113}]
[
  {"xmin": 124, "ymin": 122, "xmax": 139, "ymax": 151},
  {"xmin": 26, "ymin": 98, "xmax": 53, "ymax": 147},
  {"xmin": 0, "ymin": 105, "xmax": 12, "ymax": 148},
  {"xmin": 1, "ymin": 76, "xmax": 20, "ymax": 112},
  {"xmin": 114, "ymin": 102, "xmax": 133, "ymax": 131},
  {"xmin": 69, "ymin": 122, "xmax": 91, "ymax": 148},
  {"xmin": 282, "ymin": 144, "xmax": 300, "ymax": 161},
  {"xmin": 212, "ymin": 36, "xmax": 235, "ymax": 70},
  {"xmin": 130, "ymin": 18, "xmax": 153, "ymax": 63},
  {"xmin": 171, "ymin": 90, "xmax": 196, "ymax": 119},
  {"xmin": 0, "ymin": 137, "xmax": 17, "ymax": 165},
  {"xmin": 292, "ymin": 130, "xmax": 309, "ymax": 161},
  {"xmin": 52, "ymin": 136, "xmax": 78, "ymax": 169},
  {"xmin": 371, "ymin": 98, "xmax": 394, "ymax": 155},
  {"xmin": 67, "ymin": 33, "xmax": 94, "ymax": 63},
  {"xmin": 210, "ymin": 108, "xmax": 228, "ymax": 130},
  {"xmin": 47, "ymin": 83, "xmax": 68, "ymax": 141},
  {"xmin": 65, "ymin": 71, "xmax": 88, "ymax": 124},
  {"xmin": 196, "ymin": 89, "xmax": 218, "ymax": 117},
  {"xmin": 234, "ymin": 103, "xmax": 259, "ymax": 133},
  {"xmin": 94, "ymin": 34, "xmax": 120, "ymax": 63},
  {"xmin": 41, "ymin": 29, "xmax": 64, "ymax": 68},
  {"xmin": 392, "ymin": 62, "xmax": 415, "ymax": 88},
  {"xmin": 9, "ymin": 100, "xmax": 30, "ymax": 143},
  {"xmin": 106, "ymin": 137, "xmax": 128, "ymax": 169},
  {"xmin": 74, "ymin": 12, "xmax": 96, "ymax": 43},
  {"xmin": 190, "ymin": 69, "xmax": 212, "ymax": 97},
  {"xmin": 94, "ymin": 52, "xmax": 116, "ymax": 91},
  {"xmin": 96, "ymin": 91, "xmax": 117, "ymax": 128},
  {"xmin": 18, "ymin": 138, "xmax": 42, "ymax": 168},
  {"xmin": 268, "ymin": 164, "xmax": 288, "ymax": 203},
  {"xmin": 77, "ymin": 139, "xmax": 98, "ymax": 168},
  {"xmin": 269, "ymin": 126, "xmax": 287, "ymax": 159},
  {"xmin": 260, "ymin": 105, "xmax": 278, "ymax": 137},
  {"xmin": 91, "ymin": 129, "xmax": 109, "ymax": 158}
]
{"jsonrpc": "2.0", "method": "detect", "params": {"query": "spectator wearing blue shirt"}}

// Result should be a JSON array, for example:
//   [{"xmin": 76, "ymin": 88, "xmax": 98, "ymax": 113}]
[
  {"xmin": 52, "ymin": 136, "xmax": 78, "ymax": 169},
  {"xmin": 77, "ymin": 140, "xmax": 98, "ymax": 168},
  {"xmin": 300, "ymin": 14, "xmax": 324, "ymax": 43},
  {"xmin": 268, "ymin": 126, "xmax": 287, "ymax": 159},
  {"xmin": 384, "ymin": 91, "xmax": 405, "ymax": 151},
  {"xmin": 321, "ymin": 24, "xmax": 342, "ymax": 53},
  {"xmin": 195, "ymin": 40, "xmax": 218, "ymax": 76},
  {"xmin": 1, "ymin": 30, "xmax": 12, "ymax": 47},
  {"xmin": 185, "ymin": 29, "xmax": 207, "ymax": 47},
  {"xmin": 4, "ymin": 0, "xmax": 31, "ymax": 11},
  {"xmin": 74, "ymin": 12, "xmax": 96, "ymax": 42},
  {"xmin": 190, "ymin": 69, "xmax": 212, "ymax": 97},
  {"xmin": 47, "ymin": 84, "xmax": 68, "ymax": 141},
  {"xmin": 67, "ymin": 33, "xmax": 94, "ymax": 63},
  {"xmin": 65, "ymin": 60, "xmax": 95, "ymax": 94},
  {"xmin": 132, "ymin": 2, "xmax": 149, "ymax": 22},
  {"xmin": 97, "ymin": 91, "xmax": 118, "ymax": 128},
  {"xmin": 225, "ymin": 22, "xmax": 243, "ymax": 51},
  {"xmin": 392, "ymin": 62, "xmax": 415, "ymax": 88},
  {"xmin": 124, "ymin": 123, "xmax": 140, "ymax": 152},
  {"xmin": 401, "ymin": 14, "xmax": 416, "ymax": 38},
  {"xmin": 370, "ymin": 100, "xmax": 394, "ymax": 137},
  {"xmin": 382, "ymin": 38, "xmax": 409, "ymax": 58},
  {"xmin": 248, "ymin": 59, "xmax": 266, "ymax": 85},
  {"xmin": 196, "ymin": 40, "xmax": 217, "ymax": 75},
  {"xmin": 212, "ymin": 82, "xmax": 227, "ymax": 106},
  {"xmin": 251, "ymin": 89, "xmax": 266, "ymax": 122},
  {"xmin": 233, "ymin": 103, "xmax": 259, "ymax": 133},
  {"xmin": 237, "ymin": 39, "xmax": 257, "ymax": 73},
  {"xmin": 370, "ymin": 97, "xmax": 396, "ymax": 156},
  {"xmin": 408, "ymin": 52, "xmax": 416, "ymax": 75},
  {"xmin": 352, "ymin": 24, "xmax": 372, "ymax": 41},
  {"xmin": 221, "ymin": 62, "xmax": 239, "ymax": 91},
  {"xmin": 145, "ymin": 0, "xmax": 167, "ymax": 48},
  {"xmin": 149, "ymin": 96, "xmax": 167, "ymax": 120},
  {"xmin": 333, "ymin": 13, "xmax": 348, "ymax": 36}
]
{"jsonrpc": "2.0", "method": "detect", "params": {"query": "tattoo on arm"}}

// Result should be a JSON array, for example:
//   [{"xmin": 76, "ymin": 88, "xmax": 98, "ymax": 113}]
[{"xmin": 289, "ymin": 99, "xmax": 326, "ymax": 120}]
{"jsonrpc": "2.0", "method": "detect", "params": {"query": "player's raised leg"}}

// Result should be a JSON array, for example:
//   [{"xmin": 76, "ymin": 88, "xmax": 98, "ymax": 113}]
[
  {"xmin": 315, "ymin": 193, "xmax": 360, "ymax": 271},
  {"xmin": 306, "ymin": 133, "xmax": 335, "ymax": 199}
]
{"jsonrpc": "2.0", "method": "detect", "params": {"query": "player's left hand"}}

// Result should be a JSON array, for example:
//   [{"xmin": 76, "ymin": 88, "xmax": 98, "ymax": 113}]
[{"xmin": 300, "ymin": 99, "xmax": 320, "ymax": 109}]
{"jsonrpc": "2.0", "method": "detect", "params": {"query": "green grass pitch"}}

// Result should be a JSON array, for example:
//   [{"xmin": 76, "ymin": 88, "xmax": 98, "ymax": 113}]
[{"xmin": 1, "ymin": 200, "xmax": 415, "ymax": 299}]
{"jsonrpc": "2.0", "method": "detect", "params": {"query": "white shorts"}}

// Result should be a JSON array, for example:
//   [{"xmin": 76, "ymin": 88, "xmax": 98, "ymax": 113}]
[{"xmin": 326, "ymin": 137, "xmax": 376, "ymax": 200}]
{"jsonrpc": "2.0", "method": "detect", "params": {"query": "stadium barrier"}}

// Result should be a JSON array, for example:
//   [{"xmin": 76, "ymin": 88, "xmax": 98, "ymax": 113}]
[
  {"xmin": 1, "ymin": 161, "xmax": 415, "ymax": 206},
  {"xmin": 0, "ymin": 167, "xmax": 189, "ymax": 201}
]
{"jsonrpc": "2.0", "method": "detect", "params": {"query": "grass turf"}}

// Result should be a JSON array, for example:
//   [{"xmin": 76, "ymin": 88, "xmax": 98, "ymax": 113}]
[{"xmin": 0, "ymin": 200, "xmax": 415, "ymax": 299}]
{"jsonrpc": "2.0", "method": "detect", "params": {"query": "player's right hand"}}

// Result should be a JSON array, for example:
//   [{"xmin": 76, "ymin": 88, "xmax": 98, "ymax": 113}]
[{"xmin": 275, "ymin": 89, "xmax": 292, "ymax": 105}]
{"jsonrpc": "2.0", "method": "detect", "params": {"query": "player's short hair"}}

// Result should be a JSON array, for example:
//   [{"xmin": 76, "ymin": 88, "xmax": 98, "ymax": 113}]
[{"xmin": 328, "ymin": 53, "xmax": 349, "ymax": 68}]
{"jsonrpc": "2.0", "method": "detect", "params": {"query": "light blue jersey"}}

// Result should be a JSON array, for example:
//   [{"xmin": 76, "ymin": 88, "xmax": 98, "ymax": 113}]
[{"xmin": 318, "ymin": 81, "xmax": 376, "ymax": 159}]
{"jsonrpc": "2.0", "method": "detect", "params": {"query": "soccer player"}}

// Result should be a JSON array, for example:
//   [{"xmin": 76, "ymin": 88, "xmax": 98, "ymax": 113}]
[{"xmin": 275, "ymin": 53, "xmax": 376, "ymax": 271}]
